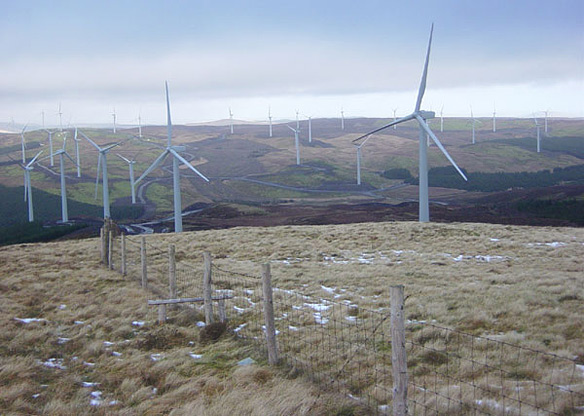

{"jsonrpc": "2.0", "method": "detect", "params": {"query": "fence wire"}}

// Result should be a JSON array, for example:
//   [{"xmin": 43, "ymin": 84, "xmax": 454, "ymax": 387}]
[
  {"xmin": 104, "ymin": 234, "xmax": 584, "ymax": 416},
  {"xmin": 406, "ymin": 322, "xmax": 584, "ymax": 415}
]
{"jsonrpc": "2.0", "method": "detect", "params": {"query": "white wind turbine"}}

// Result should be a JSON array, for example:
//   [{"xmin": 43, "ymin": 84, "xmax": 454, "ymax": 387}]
[
  {"xmin": 469, "ymin": 106, "xmax": 481, "ymax": 144},
  {"xmin": 138, "ymin": 113, "xmax": 143, "ymax": 138},
  {"xmin": 19, "ymin": 150, "xmax": 44, "ymax": 222},
  {"xmin": 287, "ymin": 125, "xmax": 301, "ymax": 165},
  {"xmin": 73, "ymin": 127, "xmax": 81, "ymax": 177},
  {"xmin": 57, "ymin": 103, "xmax": 63, "ymax": 131},
  {"xmin": 492, "ymin": 104, "xmax": 497, "ymax": 132},
  {"xmin": 47, "ymin": 134, "xmax": 76, "ymax": 223},
  {"xmin": 533, "ymin": 114, "xmax": 542, "ymax": 153},
  {"xmin": 303, "ymin": 114, "xmax": 313, "ymax": 143},
  {"xmin": 352, "ymin": 24, "xmax": 467, "ymax": 222},
  {"xmin": 229, "ymin": 107, "xmax": 234, "ymax": 134},
  {"xmin": 544, "ymin": 110, "xmax": 550, "ymax": 134},
  {"xmin": 79, "ymin": 130, "xmax": 121, "ymax": 219},
  {"xmin": 112, "ymin": 108, "xmax": 117, "ymax": 134},
  {"xmin": 20, "ymin": 125, "xmax": 28, "ymax": 165},
  {"xmin": 135, "ymin": 82, "xmax": 209, "ymax": 233},
  {"xmin": 268, "ymin": 107, "xmax": 273, "ymax": 137},
  {"xmin": 295, "ymin": 110, "xmax": 300, "ymax": 130},
  {"xmin": 44, "ymin": 129, "xmax": 55, "ymax": 166},
  {"xmin": 341, "ymin": 107, "xmax": 345, "ymax": 130},
  {"xmin": 117, "ymin": 154, "xmax": 137, "ymax": 204},
  {"xmin": 354, "ymin": 134, "xmax": 372, "ymax": 185}
]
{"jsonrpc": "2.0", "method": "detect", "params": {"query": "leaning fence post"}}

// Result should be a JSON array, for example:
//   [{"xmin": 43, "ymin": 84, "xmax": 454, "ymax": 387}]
[
  {"xmin": 141, "ymin": 237, "xmax": 148, "ymax": 289},
  {"xmin": 169, "ymin": 244, "xmax": 177, "ymax": 299},
  {"xmin": 390, "ymin": 285, "xmax": 408, "ymax": 416},
  {"xmin": 203, "ymin": 251, "xmax": 214, "ymax": 324},
  {"xmin": 121, "ymin": 233, "xmax": 127, "ymax": 276},
  {"xmin": 108, "ymin": 230, "xmax": 113, "ymax": 270},
  {"xmin": 262, "ymin": 263, "xmax": 279, "ymax": 365}
]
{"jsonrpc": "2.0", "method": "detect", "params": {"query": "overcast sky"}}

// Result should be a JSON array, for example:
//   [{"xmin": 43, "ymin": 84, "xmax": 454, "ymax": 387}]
[{"xmin": 1, "ymin": 0, "xmax": 582, "ymax": 127}]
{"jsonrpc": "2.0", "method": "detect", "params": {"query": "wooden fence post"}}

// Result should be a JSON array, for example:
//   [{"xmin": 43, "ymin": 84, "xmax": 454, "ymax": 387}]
[
  {"xmin": 121, "ymin": 233, "xmax": 127, "ymax": 276},
  {"xmin": 141, "ymin": 237, "xmax": 148, "ymax": 289},
  {"xmin": 169, "ymin": 244, "xmax": 176, "ymax": 299},
  {"xmin": 262, "ymin": 263, "xmax": 278, "ymax": 365},
  {"xmin": 218, "ymin": 299, "xmax": 226, "ymax": 323},
  {"xmin": 108, "ymin": 230, "xmax": 113, "ymax": 270},
  {"xmin": 390, "ymin": 285, "xmax": 408, "ymax": 416},
  {"xmin": 203, "ymin": 251, "xmax": 214, "ymax": 324},
  {"xmin": 158, "ymin": 304, "xmax": 167, "ymax": 324}
]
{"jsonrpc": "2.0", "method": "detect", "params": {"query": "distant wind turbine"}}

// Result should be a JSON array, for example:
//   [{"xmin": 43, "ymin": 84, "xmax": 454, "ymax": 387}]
[
  {"xmin": 112, "ymin": 108, "xmax": 117, "ymax": 134},
  {"xmin": 117, "ymin": 154, "xmax": 137, "ymax": 204},
  {"xmin": 303, "ymin": 114, "xmax": 313, "ymax": 143},
  {"xmin": 341, "ymin": 107, "xmax": 345, "ymax": 130},
  {"xmin": 44, "ymin": 129, "xmax": 55, "ymax": 166},
  {"xmin": 392, "ymin": 108, "xmax": 398, "ymax": 130},
  {"xmin": 138, "ymin": 113, "xmax": 143, "ymax": 138},
  {"xmin": 19, "ymin": 151, "xmax": 44, "ymax": 222},
  {"xmin": 73, "ymin": 127, "xmax": 81, "ymax": 177},
  {"xmin": 295, "ymin": 110, "xmax": 300, "ymax": 130},
  {"xmin": 287, "ymin": 125, "xmax": 301, "ymax": 165},
  {"xmin": 533, "ymin": 114, "xmax": 542, "ymax": 153},
  {"xmin": 229, "ymin": 107, "xmax": 234, "ymax": 134},
  {"xmin": 45, "ymin": 134, "xmax": 76, "ymax": 223},
  {"xmin": 352, "ymin": 24, "xmax": 467, "ymax": 223},
  {"xmin": 268, "ymin": 107, "xmax": 273, "ymax": 137},
  {"xmin": 57, "ymin": 103, "xmax": 63, "ymax": 131},
  {"xmin": 469, "ymin": 106, "xmax": 481, "ymax": 144},
  {"xmin": 544, "ymin": 110, "xmax": 550, "ymax": 134},
  {"xmin": 135, "ymin": 82, "xmax": 209, "ymax": 233},
  {"xmin": 79, "ymin": 131, "xmax": 121, "ymax": 219},
  {"xmin": 492, "ymin": 104, "xmax": 497, "ymax": 132},
  {"xmin": 20, "ymin": 125, "xmax": 28, "ymax": 164}
]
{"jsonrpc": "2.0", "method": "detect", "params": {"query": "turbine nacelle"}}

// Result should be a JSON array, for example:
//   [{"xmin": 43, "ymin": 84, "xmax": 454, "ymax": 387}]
[{"xmin": 418, "ymin": 110, "xmax": 435, "ymax": 120}]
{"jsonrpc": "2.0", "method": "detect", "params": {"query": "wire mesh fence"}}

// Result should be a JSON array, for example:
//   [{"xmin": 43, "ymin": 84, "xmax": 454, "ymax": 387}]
[
  {"xmin": 406, "ymin": 322, "xmax": 584, "ymax": 415},
  {"xmin": 101, "ymin": 230, "xmax": 584, "ymax": 415}
]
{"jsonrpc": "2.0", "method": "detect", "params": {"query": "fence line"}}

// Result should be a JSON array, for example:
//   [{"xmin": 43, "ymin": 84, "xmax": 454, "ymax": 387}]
[{"xmin": 100, "ymin": 227, "xmax": 584, "ymax": 415}]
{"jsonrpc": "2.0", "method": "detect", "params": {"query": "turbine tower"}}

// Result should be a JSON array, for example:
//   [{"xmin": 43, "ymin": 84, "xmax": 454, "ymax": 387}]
[
  {"xmin": 544, "ymin": 110, "xmax": 549, "ymax": 134},
  {"xmin": 73, "ymin": 127, "xmax": 81, "ymax": 177},
  {"xmin": 112, "ymin": 108, "xmax": 117, "ymax": 134},
  {"xmin": 19, "ymin": 151, "xmax": 43, "ymax": 222},
  {"xmin": 287, "ymin": 125, "xmax": 301, "ymax": 165},
  {"xmin": 57, "ymin": 103, "xmax": 63, "ymax": 131},
  {"xmin": 229, "ymin": 107, "xmax": 234, "ymax": 134},
  {"xmin": 80, "ymin": 131, "xmax": 121, "ymax": 219},
  {"xmin": 393, "ymin": 108, "xmax": 398, "ymax": 130},
  {"xmin": 117, "ymin": 154, "xmax": 137, "ymax": 204},
  {"xmin": 303, "ymin": 114, "xmax": 313, "ymax": 143},
  {"xmin": 268, "ymin": 107, "xmax": 273, "ymax": 137},
  {"xmin": 469, "ymin": 106, "xmax": 481, "ymax": 144},
  {"xmin": 44, "ymin": 129, "xmax": 55, "ymax": 166},
  {"xmin": 135, "ymin": 82, "xmax": 209, "ymax": 233},
  {"xmin": 533, "ymin": 115, "xmax": 542, "ymax": 153},
  {"xmin": 47, "ymin": 135, "xmax": 76, "ymax": 223},
  {"xmin": 352, "ymin": 24, "xmax": 467, "ymax": 222},
  {"xmin": 20, "ymin": 125, "xmax": 28, "ymax": 164},
  {"xmin": 341, "ymin": 107, "xmax": 345, "ymax": 130},
  {"xmin": 138, "ymin": 113, "xmax": 143, "ymax": 138},
  {"xmin": 295, "ymin": 110, "xmax": 300, "ymax": 130},
  {"xmin": 354, "ymin": 134, "xmax": 372, "ymax": 185}
]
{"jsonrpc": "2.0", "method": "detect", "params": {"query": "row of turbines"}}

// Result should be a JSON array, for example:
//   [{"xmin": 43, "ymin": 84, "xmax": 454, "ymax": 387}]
[{"xmin": 15, "ymin": 24, "xmax": 554, "ymax": 231}]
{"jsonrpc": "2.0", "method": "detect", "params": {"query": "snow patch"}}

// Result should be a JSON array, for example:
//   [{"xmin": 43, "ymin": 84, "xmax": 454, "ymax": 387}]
[
  {"xmin": 40, "ymin": 358, "xmax": 66, "ymax": 370},
  {"xmin": 14, "ymin": 317, "xmax": 47, "ymax": 324},
  {"xmin": 132, "ymin": 321, "xmax": 145, "ymax": 327},
  {"xmin": 189, "ymin": 353, "xmax": 203, "ymax": 360}
]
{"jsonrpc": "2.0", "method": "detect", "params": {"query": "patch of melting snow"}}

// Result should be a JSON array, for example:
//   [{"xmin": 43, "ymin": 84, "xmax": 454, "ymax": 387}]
[
  {"xmin": 40, "ymin": 358, "xmax": 66, "ymax": 370},
  {"xmin": 321, "ymin": 285, "xmax": 336, "ymax": 294},
  {"xmin": 74, "ymin": 320, "xmax": 84, "ymax": 325},
  {"xmin": 58, "ymin": 304, "xmax": 67, "ymax": 310},
  {"xmin": 577, "ymin": 364, "xmax": 584, "ymax": 376},
  {"xmin": 233, "ymin": 306, "xmax": 246, "ymax": 313},
  {"xmin": 475, "ymin": 399, "xmax": 515, "ymax": 413},
  {"xmin": 15, "ymin": 317, "xmax": 47, "ymax": 324},
  {"xmin": 262, "ymin": 325, "xmax": 281, "ymax": 335},
  {"xmin": 57, "ymin": 337, "xmax": 70, "ymax": 344},
  {"xmin": 32, "ymin": 393, "xmax": 41, "ymax": 398},
  {"xmin": 196, "ymin": 321, "xmax": 206, "ymax": 327},
  {"xmin": 304, "ymin": 303, "xmax": 331, "ymax": 312},
  {"xmin": 314, "ymin": 313, "xmax": 329, "ymax": 325},
  {"xmin": 189, "ymin": 353, "xmax": 203, "ymax": 360},
  {"xmin": 345, "ymin": 316, "xmax": 357, "ymax": 322},
  {"xmin": 234, "ymin": 323, "xmax": 247, "ymax": 333},
  {"xmin": 289, "ymin": 325, "xmax": 299, "ymax": 331},
  {"xmin": 244, "ymin": 289, "xmax": 254, "ymax": 295},
  {"xmin": 150, "ymin": 353, "xmax": 164, "ymax": 362},
  {"xmin": 103, "ymin": 341, "xmax": 114, "ymax": 346},
  {"xmin": 84, "ymin": 361, "xmax": 95, "ymax": 367},
  {"xmin": 82, "ymin": 382, "xmax": 100, "ymax": 388},
  {"xmin": 90, "ymin": 391, "xmax": 102, "ymax": 406},
  {"xmin": 527, "ymin": 241, "xmax": 567, "ymax": 248},
  {"xmin": 132, "ymin": 321, "xmax": 145, "ymax": 327},
  {"xmin": 112, "ymin": 351, "xmax": 122, "ymax": 357}
]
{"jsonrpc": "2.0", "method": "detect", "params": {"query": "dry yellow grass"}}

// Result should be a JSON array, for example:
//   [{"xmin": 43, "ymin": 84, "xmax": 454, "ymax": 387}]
[{"xmin": 1, "ymin": 221, "xmax": 583, "ymax": 414}]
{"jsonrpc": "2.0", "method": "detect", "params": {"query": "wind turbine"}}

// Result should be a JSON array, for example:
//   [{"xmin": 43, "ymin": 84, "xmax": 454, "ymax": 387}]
[
  {"xmin": 544, "ymin": 110, "xmax": 550, "ymax": 134},
  {"xmin": 117, "ymin": 154, "xmax": 137, "ymax": 204},
  {"xmin": 47, "ymin": 134, "xmax": 76, "ymax": 223},
  {"xmin": 79, "ymin": 131, "xmax": 121, "ymax": 219},
  {"xmin": 138, "ymin": 113, "xmax": 143, "ymax": 138},
  {"xmin": 354, "ymin": 134, "xmax": 372, "ymax": 185},
  {"xmin": 135, "ymin": 82, "xmax": 209, "ymax": 233},
  {"xmin": 73, "ymin": 127, "xmax": 81, "ymax": 177},
  {"xmin": 303, "ymin": 114, "xmax": 313, "ymax": 143},
  {"xmin": 341, "ymin": 107, "xmax": 345, "ymax": 130},
  {"xmin": 352, "ymin": 24, "xmax": 467, "ymax": 223},
  {"xmin": 287, "ymin": 125, "xmax": 301, "ymax": 165},
  {"xmin": 268, "ymin": 107, "xmax": 273, "ymax": 137},
  {"xmin": 440, "ymin": 106, "xmax": 444, "ymax": 132},
  {"xmin": 393, "ymin": 108, "xmax": 398, "ymax": 130},
  {"xmin": 41, "ymin": 111, "xmax": 45, "ymax": 129},
  {"xmin": 57, "ymin": 103, "xmax": 63, "ymax": 131},
  {"xmin": 44, "ymin": 129, "xmax": 55, "ymax": 166},
  {"xmin": 112, "ymin": 108, "xmax": 117, "ymax": 134},
  {"xmin": 19, "ymin": 151, "xmax": 44, "ymax": 222},
  {"xmin": 492, "ymin": 104, "xmax": 497, "ymax": 132},
  {"xmin": 469, "ymin": 106, "xmax": 481, "ymax": 144},
  {"xmin": 533, "ymin": 115, "xmax": 542, "ymax": 153},
  {"xmin": 20, "ymin": 125, "xmax": 28, "ymax": 164},
  {"xmin": 229, "ymin": 107, "xmax": 234, "ymax": 134},
  {"xmin": 295, "ymin": 110, "xmax": 300, "ymax": 130}
]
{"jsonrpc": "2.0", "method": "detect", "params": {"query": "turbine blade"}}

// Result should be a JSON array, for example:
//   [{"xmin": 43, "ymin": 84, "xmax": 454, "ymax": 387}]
[
  {"xmin": 415, "ymin": 114, "xmax": 468, "ymax": 181},
  {"xmin": 287, "ymin": 125, "xmax": 295, "ymax": 132},
  {"xmin": 79, "ymin": 130, "xmax": 102, "ymax": 151},
  {"xmin": 63, "ymin": 151, "xmax": 78, "ymax": 166},
  {"xmin": 415, "ymin": 23, "xmax": 434, "ymax": 112},
  {"xmin": 27, "ymin": 151, "xmax": 44, "ymax": 167},
  {"xmin": 168, "ymin": 148, "xmax": 210, "ymax": 182},
  {"xmin": 352, "ymin": 114, "xmax": 415, "ymax": 143},
  {"xmin": 117, "ymin": 153, "xmax": 131, "ymax": 163},
  {"xmin": 135, "ymin": 150, "xmax": 169, "ymax": 184},
  {"xmin": 95, "ymin": 153, "xmax": 102, "ymax": 199},
  {"xmin": 102, "ymin": 142, "xmax": 122, "ymax": 152},
  {"xmin": 165, "ymin": 81, "xmax": 172, "ymax": 146},
  {"xmin": 357, "ymin": 134, "xmax": 373, "ymax": 148}
]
